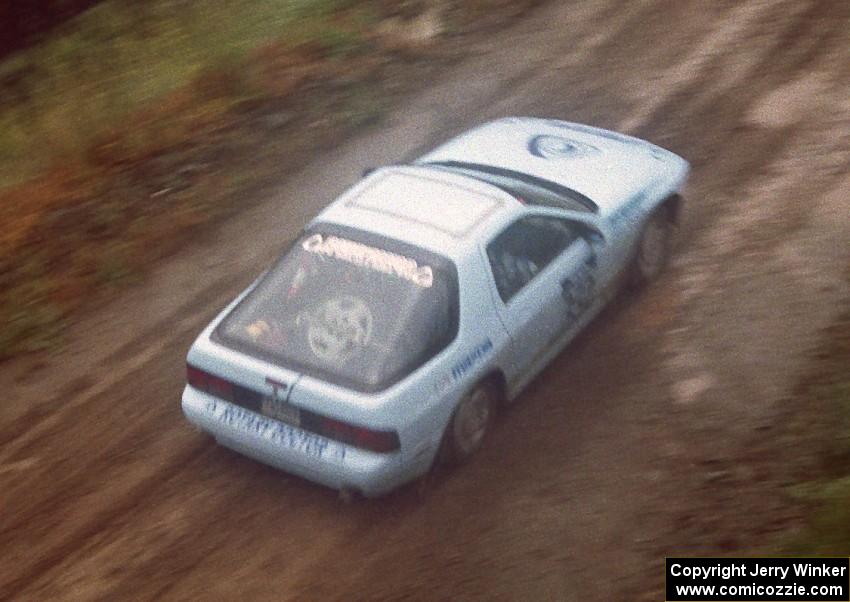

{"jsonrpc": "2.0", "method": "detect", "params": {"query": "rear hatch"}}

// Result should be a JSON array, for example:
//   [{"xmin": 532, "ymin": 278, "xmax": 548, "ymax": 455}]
[
  {"xmin": 188, "ymin": 334, "xmax": 402, "ymax": 453},
  {"xmin": 186, "ymin": 224, "xmax": 461, "ymax": 453},
  {"xmin": 211, "ymin": 225, "xmax": 457, "ymax": 394}
]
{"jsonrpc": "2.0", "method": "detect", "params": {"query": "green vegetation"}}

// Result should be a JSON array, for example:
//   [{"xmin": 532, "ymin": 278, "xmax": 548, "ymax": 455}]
[
  {"xmin": 0, "ymin": 0, "xmax": 541, "ymax": 360},
  {"xmin": 0, "ymin": 0, "xmax": 384, "ymax": 359},
  {"xmin": 0, "ymin": 0, "xmax": 369, "ymax": 188}
]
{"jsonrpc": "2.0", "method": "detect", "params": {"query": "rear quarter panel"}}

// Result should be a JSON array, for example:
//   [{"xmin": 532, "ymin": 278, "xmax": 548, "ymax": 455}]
[{"xmin": 394, "ymin": 248, "xmax": 512, "ymax": 466}]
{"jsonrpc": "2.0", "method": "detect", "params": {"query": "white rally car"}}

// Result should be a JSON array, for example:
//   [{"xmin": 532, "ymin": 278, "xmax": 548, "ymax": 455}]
[{"xmin": 182, "ymin": 117, "xmax": 689, "ymax": 497}]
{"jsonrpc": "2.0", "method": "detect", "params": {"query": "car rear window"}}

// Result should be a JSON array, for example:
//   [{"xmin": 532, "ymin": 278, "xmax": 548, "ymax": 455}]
[{"xmin": 215, "ymin": 225, "xmax": 458, "ymax": 392}]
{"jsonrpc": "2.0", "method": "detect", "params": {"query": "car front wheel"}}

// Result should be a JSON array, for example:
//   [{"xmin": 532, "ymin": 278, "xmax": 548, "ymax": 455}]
[{"xmin": 631, "ymin": 207, "xmax": 673, "ymax": 286}]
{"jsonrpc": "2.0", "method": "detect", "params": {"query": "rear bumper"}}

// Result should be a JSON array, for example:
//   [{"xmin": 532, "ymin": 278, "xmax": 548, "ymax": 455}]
[{"xmin": 181, "ymin": 386, "xmax": 414, "ymax": 497}]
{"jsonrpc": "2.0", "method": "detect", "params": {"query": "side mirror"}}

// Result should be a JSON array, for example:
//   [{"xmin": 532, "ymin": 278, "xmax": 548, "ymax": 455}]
[{"xmin": 579, "ymin": 224, "xmax": 604, "ymax": 244}]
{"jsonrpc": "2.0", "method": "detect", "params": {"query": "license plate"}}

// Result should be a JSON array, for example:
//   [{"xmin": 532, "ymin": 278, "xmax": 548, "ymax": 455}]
[
  {"xmin": 205, "ymin": 399, "xmax": 345, "ymax": 462},
  {"xmin": 261, "ymin": 395, "xmax": 300, "ymax": 426}
]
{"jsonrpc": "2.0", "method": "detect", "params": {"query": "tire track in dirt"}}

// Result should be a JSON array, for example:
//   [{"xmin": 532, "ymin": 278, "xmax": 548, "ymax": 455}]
[
  {"xmin": 0, "ymin": 272, "xmax": 250, "ymax": 468},
  {"xmin": 622, "ymin": 0, "xmax": 849, "ymax": 249},
  {"xmin": 631, "ymin": 0, "xmax": 848, "ymax": 150},
  {"xmin": 1, "ymin": 1, "xmax": 676, "ymax": 596},
  {"xmin": 398, "ymin": 0, "xmax": 663, "ymax": 163},
  {"xmin": 49, "ymin": 3, "xmax": 688, "ymax": 596},
  {"xmin": 0, "ymin": 302, "xmax": 229, "ymax": 531},
  {"xmin": 279, "ymin": 308, "xmax": 672, "ymax": 601},
  {"xmin": 163, "ymin": 0, "xmax": 827, "ymax": 598},
  {"xmin": 620, "ymin": 0, "xmax": 813, "ymax": 135},
  {"xmin": 66, "ymin": 1, "xmax": 840, "ymax": 596},
  {"xmin": 512, "ymin": 0, "xmax": 834, "ymax": 244},
  {"xmin": 13, "ymin": 442, "xmax": 369, "ymax": 600},
  {"xmin": 1, "ymin": 437, "xmax": 210, "ymax": 601},
  {"xmin": 2, "ymin": 3, "xmax": 674, "ymax": 595},
  {"xmin": 0, "ymin": 317, "xmax": 244, "ymax": 597},
  {"xmin": 3, "ymin": 0, "xmax": 849, "ymax": 600},
  {"xmin": 267, "ymin": 2, "xmax": 850, "ymax": 599}
]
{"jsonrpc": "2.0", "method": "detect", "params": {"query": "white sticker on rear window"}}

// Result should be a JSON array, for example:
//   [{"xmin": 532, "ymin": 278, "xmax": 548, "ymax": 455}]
[{"xmin": 302, "ymin": 234, "xmax": 433, "ymax": 288}]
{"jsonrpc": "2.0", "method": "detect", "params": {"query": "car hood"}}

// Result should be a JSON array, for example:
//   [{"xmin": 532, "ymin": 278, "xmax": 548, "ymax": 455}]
[{"xmin": 416, "ymin": 117, "xmax": 689, "ymax": 213}]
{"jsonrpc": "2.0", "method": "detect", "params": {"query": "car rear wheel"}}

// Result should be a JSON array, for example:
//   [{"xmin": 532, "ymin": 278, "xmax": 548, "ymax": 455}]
[
  {"xmin": 441, "ymin": 381, "xmax": 496, "ymax": 465},
  {"xmin": 631, "ymin": 207, "xmax": 673, "ymax": 286}
]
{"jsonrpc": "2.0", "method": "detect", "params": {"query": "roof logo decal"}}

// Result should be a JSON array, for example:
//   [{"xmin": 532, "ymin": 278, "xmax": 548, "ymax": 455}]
[{"xmin": 528, "ymin": 135, "xmax": 599, "ymax": 159}]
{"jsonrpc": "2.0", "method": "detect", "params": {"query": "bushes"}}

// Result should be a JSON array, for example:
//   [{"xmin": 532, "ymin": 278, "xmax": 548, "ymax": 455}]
[{"xmin": 0, "ymin": 0, "xmax": 543, "ymax": 360}]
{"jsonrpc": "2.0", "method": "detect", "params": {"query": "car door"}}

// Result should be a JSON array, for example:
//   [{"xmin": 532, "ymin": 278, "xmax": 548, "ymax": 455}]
[{"xmin": 485, "ymin": 214, "xmax": 600, "ymax": 388}]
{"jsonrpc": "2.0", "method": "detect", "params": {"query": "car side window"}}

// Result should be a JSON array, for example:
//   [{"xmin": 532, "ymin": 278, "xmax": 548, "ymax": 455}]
[{"xmin": 486, "ymin": 216, "xmax": 581, "ymax": 302}]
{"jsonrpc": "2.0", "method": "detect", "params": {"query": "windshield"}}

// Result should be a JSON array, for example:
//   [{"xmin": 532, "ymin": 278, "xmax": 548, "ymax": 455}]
[
  {"xmin": 215, "ymin": 226, "xmax": 458, "ymax": 392},
  {"xmin": 424, "ymin": 160, "xmax": 598, "ymax": 213}
]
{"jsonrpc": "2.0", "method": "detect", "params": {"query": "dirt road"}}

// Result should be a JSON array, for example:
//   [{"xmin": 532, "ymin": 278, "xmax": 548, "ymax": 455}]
[{"xmin": 2, "ymin": 0, "xmax": 850, "ymax": 599}]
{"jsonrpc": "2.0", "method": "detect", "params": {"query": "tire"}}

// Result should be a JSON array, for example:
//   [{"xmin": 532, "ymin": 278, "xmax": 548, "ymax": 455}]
[
  {"xmin": 630, "ymin": 207, "xmax": 673, "ymax": 287},
  {"xmin": 440, "ymin": 381, "xmax": 497, "ymax": 465}
]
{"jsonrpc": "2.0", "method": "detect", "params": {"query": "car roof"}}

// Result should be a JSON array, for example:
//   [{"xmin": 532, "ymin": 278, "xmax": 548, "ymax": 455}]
[
  {"xmin": 416, "ymin": 117, "xmax": 675, "ymax": 212},
  {"xmin": 312, "ymin": 166, "xmax": 524, "ymax": 260}
]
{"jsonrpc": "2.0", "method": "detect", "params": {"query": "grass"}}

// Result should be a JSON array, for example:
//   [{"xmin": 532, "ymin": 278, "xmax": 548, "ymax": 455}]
[
  {"xmin": 0, "ymin": 0, "xmax": 542, "ymax": 360},
  {"xmin": 0, "ymin": 0, "xmax": 369, "ymax": 189},
  {"xmin": 0, "ymin": 0, "xmax": 387, "ymax": 360}
]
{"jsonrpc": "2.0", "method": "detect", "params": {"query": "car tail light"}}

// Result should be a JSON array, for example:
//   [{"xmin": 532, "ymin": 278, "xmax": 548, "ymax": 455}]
[
  {"xmin": 186, "ymin": 364, "xmax": 234, "ymax": 401},
  {"xmin": 187, "ymin": 363, "xmax": 400, "ymax": 453},
  {"xmin": 313, "ymin": 416, "xmax": 400, "ymax": 453},
  {"xmin": 186, "ymin": 364, "xmax": 207, "ymax": 389}
]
